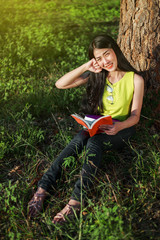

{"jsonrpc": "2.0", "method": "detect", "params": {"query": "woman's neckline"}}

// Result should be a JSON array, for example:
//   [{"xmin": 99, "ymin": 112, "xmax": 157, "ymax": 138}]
[{"xmin": 107, "ymin": 71, "xmax": 127, "ymax": 85}]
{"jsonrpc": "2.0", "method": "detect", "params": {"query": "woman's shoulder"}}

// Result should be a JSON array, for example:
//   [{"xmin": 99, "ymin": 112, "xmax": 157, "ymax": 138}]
[
  {"xmin": 133, "ymin": 73, "xmax": 144, "ymax": 90},
  {"xmin": 133, "ymin": 73, "xmax": 144, "ymax": 83}
]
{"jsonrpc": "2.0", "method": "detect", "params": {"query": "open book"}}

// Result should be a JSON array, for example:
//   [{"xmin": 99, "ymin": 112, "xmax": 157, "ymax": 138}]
[{"xmin": 71, "ymin": 114, "xmax": 113, "ymax": 137}]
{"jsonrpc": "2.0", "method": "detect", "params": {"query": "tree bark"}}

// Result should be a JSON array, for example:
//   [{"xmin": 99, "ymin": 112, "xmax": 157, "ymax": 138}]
[{"xmin": 117, "ymin": 0, "xmax": 160, "ymax": 90}]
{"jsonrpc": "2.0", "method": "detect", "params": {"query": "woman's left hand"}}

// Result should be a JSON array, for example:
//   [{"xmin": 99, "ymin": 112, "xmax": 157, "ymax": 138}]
[{"xmin": 99, "ymin": 122, "xmax": 121, "ymax": 135}]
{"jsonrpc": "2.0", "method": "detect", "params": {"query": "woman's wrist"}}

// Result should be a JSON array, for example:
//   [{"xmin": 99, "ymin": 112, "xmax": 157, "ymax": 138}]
[{"xmin": 81, "ymin": 62, "xmax": 90, "ymax": 72}]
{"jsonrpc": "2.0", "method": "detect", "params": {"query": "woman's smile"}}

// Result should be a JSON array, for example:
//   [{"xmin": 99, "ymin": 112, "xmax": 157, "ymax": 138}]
[
  {"xmin": 93, "ymin": 48, "xmax": 118, "ymax": 71},
  {"xmin": 105, "ymin": 63, "xmax": 113, "ymax": 69}
]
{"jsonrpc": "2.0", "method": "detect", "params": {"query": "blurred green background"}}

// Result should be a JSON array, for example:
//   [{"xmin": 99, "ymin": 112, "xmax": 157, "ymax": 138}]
[{"xmin": 0, "ymin": 0, "xmax": 120, "ymax": 103}]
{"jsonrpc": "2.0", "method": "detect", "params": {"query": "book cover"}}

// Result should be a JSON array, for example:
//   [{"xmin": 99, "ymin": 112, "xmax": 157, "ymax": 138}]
[{"xmin": 71, "ymin": 114, "xmax": 113, "ymax": 137}]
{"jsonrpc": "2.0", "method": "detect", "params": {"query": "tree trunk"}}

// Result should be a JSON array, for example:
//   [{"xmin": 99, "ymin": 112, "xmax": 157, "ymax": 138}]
[{"xmin": 117, "ymin": 0, "xmax": 160, "ymax": 90}]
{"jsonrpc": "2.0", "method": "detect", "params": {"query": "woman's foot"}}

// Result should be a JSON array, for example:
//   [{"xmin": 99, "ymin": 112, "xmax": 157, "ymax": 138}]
[
  {"xmin": 28, "ymin": 187, "xmax": 47, "ymax": 218},
  {"xmin": 52, "ymin": 199, "xmax": 81, "ymax": 224}
]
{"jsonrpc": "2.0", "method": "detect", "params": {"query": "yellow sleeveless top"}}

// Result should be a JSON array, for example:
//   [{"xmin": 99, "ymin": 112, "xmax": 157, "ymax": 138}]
[{"xmin": 101, "ymin": 72, "xmax": 134, "ymax": 121}]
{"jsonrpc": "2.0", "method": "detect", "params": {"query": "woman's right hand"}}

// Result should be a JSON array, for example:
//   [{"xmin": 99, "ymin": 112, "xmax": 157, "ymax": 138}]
[
  {"xmin": 85, "ymin": 58, "xmax": 102, "ymax": 73},
  {"xmin": 55, "ymin": 58, "xmax": 102, "ymax": 89}
]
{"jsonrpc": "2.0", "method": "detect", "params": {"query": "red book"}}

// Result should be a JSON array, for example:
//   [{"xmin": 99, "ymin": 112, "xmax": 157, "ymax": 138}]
[{"xmin": 71, "ymin": 114, "xmax": 113, "ymax": 137}]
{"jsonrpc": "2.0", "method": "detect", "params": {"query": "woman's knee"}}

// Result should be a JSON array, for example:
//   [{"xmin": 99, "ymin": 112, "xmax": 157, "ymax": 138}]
[
  {"xmin": 86, "ymin": 135, "xmax": 102, "ymax": 150},
  {"xmin": 71, "ymin": 130, "xmax": 90, "ymax": 147}
]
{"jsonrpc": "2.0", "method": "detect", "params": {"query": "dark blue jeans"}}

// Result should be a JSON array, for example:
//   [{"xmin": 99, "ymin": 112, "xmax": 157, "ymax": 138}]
[{"xmin": 38, "ymin": 126, "xmax": 135, "ymax": 202}]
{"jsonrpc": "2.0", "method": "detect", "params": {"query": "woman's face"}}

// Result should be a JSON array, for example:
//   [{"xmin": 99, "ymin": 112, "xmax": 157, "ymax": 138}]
[{"xmin": 93, "ymin": 48, "xmax": 118, "ymax": 72}]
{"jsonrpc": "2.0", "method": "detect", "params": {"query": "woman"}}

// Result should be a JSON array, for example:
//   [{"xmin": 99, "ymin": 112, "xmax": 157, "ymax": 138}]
[{"xmin": 28, "ymin": 35, "xmax": 144, "ymax": 224}]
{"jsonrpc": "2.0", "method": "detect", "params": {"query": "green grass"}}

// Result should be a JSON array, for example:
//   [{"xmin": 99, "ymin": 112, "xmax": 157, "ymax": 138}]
[
  {"xmin": 0, "ymin": 0, "xmax": 119, "ymax": 101},
  {"xmin": 0, "ymin": 0, "xmax": 160, "ymax": 239}
]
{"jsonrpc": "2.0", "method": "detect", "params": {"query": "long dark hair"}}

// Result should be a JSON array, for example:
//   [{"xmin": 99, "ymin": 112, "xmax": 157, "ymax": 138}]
[{"xmin": 81, "ymin": 35, "xmax": 138, "ymax": 115}]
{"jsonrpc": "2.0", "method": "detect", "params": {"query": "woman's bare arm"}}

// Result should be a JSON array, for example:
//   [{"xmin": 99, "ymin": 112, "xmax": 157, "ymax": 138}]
[{"xmin": 55, "ymin": 59, "xmax": 102, "ymax": 89}]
